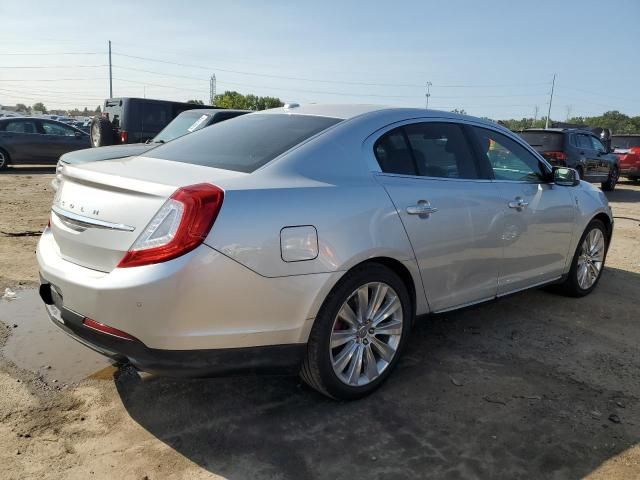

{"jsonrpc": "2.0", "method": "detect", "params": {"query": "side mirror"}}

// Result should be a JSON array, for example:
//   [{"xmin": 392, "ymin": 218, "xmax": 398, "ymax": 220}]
[{"xmin": 553, "ymin": 167, "xmax": 580, "ymax": 186}]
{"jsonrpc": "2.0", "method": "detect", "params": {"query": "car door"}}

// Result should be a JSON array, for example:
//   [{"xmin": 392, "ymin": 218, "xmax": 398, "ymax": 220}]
[
  {"xmin": 589, "ymin": 135, "xmax": 613, "ymax": 176},
  {"xmin": 40, "ymin": 120, "xmax": 88, "ymax": 159},
  {"xmin": 468, "ymin": 126, "xmax": 576, "ymax": 295},
  {"xmin": 371, "ymin": 121, "xmax": 505, "ymax": 312},
  {"xmin": 575, "ymin": 133, "xmax": 600, "ymax": 180},
  {"xmin": 0, "ymin": 119, "xmax": 44, "ymax": 162}
]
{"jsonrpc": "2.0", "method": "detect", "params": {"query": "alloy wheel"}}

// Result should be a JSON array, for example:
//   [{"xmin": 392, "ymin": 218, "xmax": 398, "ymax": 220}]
[
  {"xmin": 329, "ymin": 282, "xmax": 403, "ymax": 386},
  {"xmin": 577, "ymin": 228, "xmax": 605, "ymax": 290},
  {"xmin": 0, "ymin": 151, "xmax": 6, "ymax": 169}
]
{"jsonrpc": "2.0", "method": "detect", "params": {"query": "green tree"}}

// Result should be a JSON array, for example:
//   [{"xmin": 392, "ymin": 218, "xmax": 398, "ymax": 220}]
[
  {"xmin": 187, "ymin": 99, "xmax": 204, "ymax": 105},
  {"xmin": 450, "ymin": 108, "xmax": 467, "ymax": 115},
  {"xmin": 15, "ymin": 103, "xmax": 29, "ymax": 113},
  {"xmin": 32, "ymin": 102, "xmax": 47, "ymax": 114},
  {"xmin": 96, "ymin": 105, "xmax": 101, "ymax": 114},
  {"xmin": 213, "ymin": 91, "xmax": 283, "ymax": 110}
]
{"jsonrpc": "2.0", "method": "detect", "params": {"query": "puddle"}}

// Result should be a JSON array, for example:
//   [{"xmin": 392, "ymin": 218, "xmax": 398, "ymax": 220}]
[{"xmin": 0, "ymin": 288, "xmax": 111, "ymax": 384}]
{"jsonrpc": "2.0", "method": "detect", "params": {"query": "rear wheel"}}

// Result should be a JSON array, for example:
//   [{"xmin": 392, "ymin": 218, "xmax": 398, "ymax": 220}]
[
  {"xmin": 301, "ymin": 263, "xmax": 412, "ymax": 400},
  {"xmin": 601, "ymin": 166, "xmax": 619, "ymax": 191},
  {"xmin": 0, "ymin": 148, "xmax": 9, "ymax": 170},
  {"xmin": 575, "ymin": 165, "xmax": 584, "ymax": 181},
  {"xmin": 90, "ymin": 117, "xmax": 114, "ymax": 147},
  {"xmin": 558, "ymin": 220, "xmax": 608, "ymax": 297}
]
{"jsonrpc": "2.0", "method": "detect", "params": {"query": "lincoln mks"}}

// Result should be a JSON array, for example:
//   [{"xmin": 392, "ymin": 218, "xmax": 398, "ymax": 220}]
[{"xmin": 37, "ymin": 105, "xmax": 613, "ymax": 399}]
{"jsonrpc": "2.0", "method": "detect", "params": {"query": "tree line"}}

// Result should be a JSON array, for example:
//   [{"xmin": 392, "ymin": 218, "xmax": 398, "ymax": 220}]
[{"xmin": 497, "ymin": 110, "xmax": 640, "ymax": 134}]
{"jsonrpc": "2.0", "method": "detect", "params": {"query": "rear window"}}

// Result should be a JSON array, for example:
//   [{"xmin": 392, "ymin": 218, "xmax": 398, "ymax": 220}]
[
  {"xmin": 103, "ymin": 100, "xmax": 122, "ymax": 129},
  {"xmin": 519, "ymin": 131, "xmax": 564, "ymax": 152},
  {"xmin": 611, "ymin": 136, "xmax": 640, "ymax": 149},
  {"xmin": 148, "ymin": 114, "xmax": 342, "ymax": 173},
  {"xmin": 153, "ymin": 111, "xmax": 213, "ymax": 143}
]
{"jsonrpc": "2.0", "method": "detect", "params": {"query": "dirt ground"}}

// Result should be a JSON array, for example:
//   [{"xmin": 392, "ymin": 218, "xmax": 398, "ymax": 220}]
[{"xmin": 1, "ymin": 166, "xmax": 639, "ymax": 480}]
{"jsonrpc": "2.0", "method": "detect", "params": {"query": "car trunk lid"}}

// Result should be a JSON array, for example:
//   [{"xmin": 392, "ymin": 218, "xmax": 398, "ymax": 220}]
[{"xmin": 51, "ymin": 156, "xmax": 245, "ymax": 272}]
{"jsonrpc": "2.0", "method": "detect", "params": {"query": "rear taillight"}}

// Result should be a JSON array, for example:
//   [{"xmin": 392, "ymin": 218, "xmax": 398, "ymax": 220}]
[
  {"xmin": 117, "ymin": 183, "xmax": 224, "ymax": 268},
  {"xmin": 120, "ymin": 130, "xmax": 128, "ymax": 143},
  {"xmin": 544, "ymin": 151, "xmax": 567, "ymax": 163}
]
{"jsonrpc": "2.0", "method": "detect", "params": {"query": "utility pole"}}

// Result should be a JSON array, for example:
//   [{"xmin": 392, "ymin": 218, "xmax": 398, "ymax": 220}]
[
  {"xmin": 545, "ymin": 74, "xmax": 555, "ymax": 129},
  {"xmin": 425, "ymin": 81, "xmax": 432, "ymax": 109},
  {"xmin": 108, "ymin": 40, "xmax": 113, "ymax": 98},
  {"xmin": 565, "ymin": 105, "xmax": 572, "ymax": 121},
  {"xmin": 210, "ymin": 74, "xmax": 216, "ymax": 105}
]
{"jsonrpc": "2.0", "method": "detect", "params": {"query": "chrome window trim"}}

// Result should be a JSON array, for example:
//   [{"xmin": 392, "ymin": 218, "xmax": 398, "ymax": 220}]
[{"xmin": 363, "ymin": 116, "xmax": 553, "ymax": 182}]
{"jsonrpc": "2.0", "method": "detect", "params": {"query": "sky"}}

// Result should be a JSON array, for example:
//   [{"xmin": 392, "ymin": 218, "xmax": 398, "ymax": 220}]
[{"xmin": 0, "ymin": 0, "xmax": 639, "ymax": 120}]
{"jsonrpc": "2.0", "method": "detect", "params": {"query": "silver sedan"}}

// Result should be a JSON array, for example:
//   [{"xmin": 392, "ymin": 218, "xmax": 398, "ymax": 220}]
[{"xmin": 37, "ymin": 105, "xmax": 613, "ymax": 399}]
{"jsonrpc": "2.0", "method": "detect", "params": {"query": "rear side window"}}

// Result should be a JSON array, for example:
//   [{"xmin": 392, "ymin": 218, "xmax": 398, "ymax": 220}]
[
  {"xmin": 4, "ymin": 120, "xmax": 38, "ymax": 134},
  {"xmin": 136, "ymin": 101, "xmax": 171, "ymax": 131},
  {"xmin": 576, "ymin": 134, "xmax": 593, "ymax": 150},
  {"xmin": 519, "ymin": 131, "xmax": 564, "ymax": 152},
  {"xmin": 148, "ymin": 114, "xmax": 342, "ymax": 173},
  {"xmin": 404, "ymin": 123, "xmax": 479, "ymax": 179},
  {"xmin": 374, "ymin": 122, "xmax": 479, "ymax": 179},
  {"xmin": 373, "ymin": 129, "xmax": 416, "ymax": 175}
]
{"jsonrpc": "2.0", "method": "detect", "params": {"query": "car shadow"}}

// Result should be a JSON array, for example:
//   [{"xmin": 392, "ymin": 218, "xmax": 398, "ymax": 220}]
[
  {"xmin": 1, "ymin": 165, "xmax": 56, "ymax": 174},
  {"xmin": 606, "ymin": 181, "xmax": 640, "ymax": 203},
  {"xmin": 115, "ymin": 267, "xmax": 640, "ymax": 479}
]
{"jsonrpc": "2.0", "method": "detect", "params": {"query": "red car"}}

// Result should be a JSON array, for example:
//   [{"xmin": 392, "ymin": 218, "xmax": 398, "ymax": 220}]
[{"xmin": 611, "ymin": 134, "xmax": 640, "ymax": 181}]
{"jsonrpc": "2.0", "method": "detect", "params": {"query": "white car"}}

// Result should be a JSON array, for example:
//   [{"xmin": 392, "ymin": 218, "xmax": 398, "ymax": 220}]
[{"xmin": 37, "ymin": 105, "xmax": 613, "ymax": 399}]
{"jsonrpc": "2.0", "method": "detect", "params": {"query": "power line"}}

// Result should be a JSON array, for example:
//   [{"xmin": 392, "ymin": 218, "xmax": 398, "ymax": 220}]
[
  {"xmin": 0, "ymin": 52, "xmax": 104, "ymax": 55},
  {"xmin": 0, "ymin": 65, "xmax": 107, "ymax": 69}
]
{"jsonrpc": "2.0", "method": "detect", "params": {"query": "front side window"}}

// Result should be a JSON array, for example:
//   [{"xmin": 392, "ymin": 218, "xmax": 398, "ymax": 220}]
[
  {"xmin": 472, "ymin": 127, "xmax": 547, "ymax": 182},
  {"xmin": 4, "ymin": 120, "xmax": 38, "ymax": 134},
  {"xmin": 590, "ymin": 136, "xmax": 606, "ymax": 153},
  {"xmin": 42, "ymin": 121, "xmax": 76, "ymax": 136}
]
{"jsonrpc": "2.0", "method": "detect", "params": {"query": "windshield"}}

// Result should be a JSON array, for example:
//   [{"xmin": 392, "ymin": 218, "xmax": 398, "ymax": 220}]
[
  {"xmin": 148, "ymin": 113, "xmax": 342, "ymax": 173},
  {"xmin": 518, "ymin": 131, "xmax": 564, "ymax": 152},
  {"xmin": 153, "ymin": 111, "xmax": 212, "ymax": 143},
  {"xmin": 611, "ymin": 136, "xmax": 640, "ymax": 150}
]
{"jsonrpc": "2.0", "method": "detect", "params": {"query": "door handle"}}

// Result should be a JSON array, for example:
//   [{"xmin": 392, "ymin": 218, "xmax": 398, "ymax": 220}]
[
  {"xmin": 407, "ymin": 200, "xmax": 438, "ymax": 217},
  {"xmin": 508, "ymin": 197, "xmax": 529, "ymax": 210}
]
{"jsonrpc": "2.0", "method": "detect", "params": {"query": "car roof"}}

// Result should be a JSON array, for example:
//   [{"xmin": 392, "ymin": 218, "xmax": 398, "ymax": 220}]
[
  {"xmin": 256, "ymin": 103, "xmax": 489, "ymax": 122},
  {"xmin": 178, "ymin": 108, "xmax": 250, "ymax": 116},
  {"xmin": 523, "ymin": 127, "xmax": 594, "ymax": 135}
]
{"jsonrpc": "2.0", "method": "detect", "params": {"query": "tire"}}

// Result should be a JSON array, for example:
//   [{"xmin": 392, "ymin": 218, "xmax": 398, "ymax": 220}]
[
  {"xmin": 558, "ymin": 219, "xmax": 608, "ymax": 297},
  {"xmin": 0, "ymin": 148, "xmax": 9, "ymax": 170},
  {"xmin": 601, "ymin": 166, "xmax": 619, "ymax": 191},
  {"xmin": 90, "ymin": 116, "xmax": 114, "ymax": 147},
  {"xmin": 301, "ymin": 263, "xmax": 412, "ymax": 400},
  {"xmin": 575, "ymin": 165, "xmax": 584, "ymax": 180}
]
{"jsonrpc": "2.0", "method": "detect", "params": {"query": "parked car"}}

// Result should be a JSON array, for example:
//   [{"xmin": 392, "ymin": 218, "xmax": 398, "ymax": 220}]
[
  {"xmin": 37, "ymin": 105, "xmax": 613, "ymax": 400},
  {"xmin": 611, "ymin": 134, "xmax": 640, "ymax": 181},
  {"xmin": 51, "ymin": 109, "xmax": 250, "ymax": 190},
  {"xmin": 0, "ymin": 117, "xmax": 90, "ymax": 169},
  {"xmin": 90, "ymin": 97, "xmax": 217, "ymax": 147},
  {"xmin": 519, "ymin": 128, "xmax": 620, "ymax": 190}
]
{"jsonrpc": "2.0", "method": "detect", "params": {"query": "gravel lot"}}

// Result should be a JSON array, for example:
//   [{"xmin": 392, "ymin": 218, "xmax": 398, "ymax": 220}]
[{"xmin": 1, "ymin": 166, "xmax": 639, "ymax": 479}]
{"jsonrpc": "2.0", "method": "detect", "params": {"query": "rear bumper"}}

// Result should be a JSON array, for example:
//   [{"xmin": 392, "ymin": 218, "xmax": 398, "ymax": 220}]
[
  {"xmin": 620, "ymin": 166, "xmax": 639, "ymax": 176},
  {"xmin": 39, "ymin": 283, "xmax": 305, "ymax": 376},
  {"xmin": 37, "ymin": 228, "xmax": 340, "ymax": 351}
]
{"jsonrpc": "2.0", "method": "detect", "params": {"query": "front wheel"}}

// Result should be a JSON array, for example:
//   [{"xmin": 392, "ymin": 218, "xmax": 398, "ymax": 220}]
[
  {"xmin": 301, "ymin": 264, "xmax": 412, "ymax": 400},
  {"xmin": 558, "ymin": 220, "xmax": 608, "ymax": 297},
  {"xmin": 601, "ymin": 166, "xmax": 619, "ymax": 191}
]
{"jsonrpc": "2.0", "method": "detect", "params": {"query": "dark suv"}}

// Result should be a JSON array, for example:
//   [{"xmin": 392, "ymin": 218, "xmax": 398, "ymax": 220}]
[
  {"xmin": 91, "ymin": 97, "xmax": 212, "ymax": 147},
  {"xmin": 519, "ymin": 128, "xmax": 620, "ymax": 191}
]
